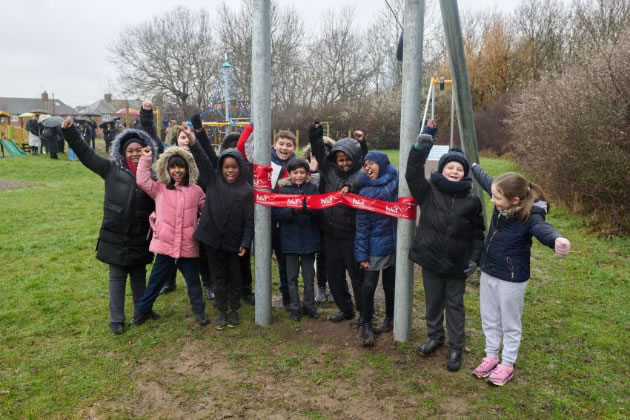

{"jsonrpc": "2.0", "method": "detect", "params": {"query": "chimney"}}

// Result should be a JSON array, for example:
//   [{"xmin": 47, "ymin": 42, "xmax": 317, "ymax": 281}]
[
  {"xmin": 41, "ymin": 91, "xmax": 49, "ymax": 102},
  {"xmin": 104, "ymin": 93, "xmax": 112, "ymax": 102}
]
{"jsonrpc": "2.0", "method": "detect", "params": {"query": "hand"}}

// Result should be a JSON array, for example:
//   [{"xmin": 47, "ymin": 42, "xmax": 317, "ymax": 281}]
[
  {"xmin": 352, "ymin": 130, "xmax": 365, "ymax": 142},
  {"xmin": 142, "ymin": 100, "xmax": 152, "ymax": 110},
  {"xmin": 180, "ymin": 124, "xmax": 196, "ymax": 144},
  {"xmin": 360, "ymin": 261, "xmax": 370, "ymax": 269},
  {"xmin": 61, "ymin": 117, "xmax": 74, "ymax": 129},
  {"xmin": 414, "ymin": 133, "xmax": 434, "ymax": 152},
  {"xmin": 308, "ymin": 121, "xmax": 323, "ymax": 142},
  {"xmin": 463, "ymin": 260, "xmax": 477, "ymax": 276},
  {"xmin": 190, "ymin": 114, "xmax": 203, "ymax": 130},
  {"xmin": 141, "ymin": 146, "xmax": 152, "ymax": 158},
  {"xmin": 340, "ymin": 186, "xmax": 350, "ymax": 196},
  {"xmin": 238, "ymin": 247, "xmax": 247, "ymax": 257},
  {"xmin": 308, "ymin": 156, "xmax": 319, "ymax": 172},
  {"xmin": 554, "ymin": 237, "xmax": 570, "ymax": 258}
]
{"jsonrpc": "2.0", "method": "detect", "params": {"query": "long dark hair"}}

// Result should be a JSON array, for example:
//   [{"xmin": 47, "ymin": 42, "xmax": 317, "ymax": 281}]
[{"xmin": 166, "ymin": 154, "xmax": 190, "ymax": 189}]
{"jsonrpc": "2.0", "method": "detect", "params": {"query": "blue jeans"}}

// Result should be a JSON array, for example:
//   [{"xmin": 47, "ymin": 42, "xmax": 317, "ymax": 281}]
[{"xmin": 135, "ymin": 254, "xmax": 205, "ymax": 316}]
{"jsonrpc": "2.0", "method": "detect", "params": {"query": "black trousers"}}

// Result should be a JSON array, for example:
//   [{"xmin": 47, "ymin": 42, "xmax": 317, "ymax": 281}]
[
  {"xmin": 205, "ymin": 247, "xmax": 241, "ymax": 312},
  {"xmin": 360, "ymin": 264, "xmax": 395, "ymax": 324},
  {"xmin": 316, "ymin": 248, "xmax": 328, "ymax": 288},
  {"xmin": 422, "ymin": 267, "xmax": 466, "ymax": 351},
  {"xmin": 323, "ymin": 232, "xmax": 362, "ymax": 314},
  {"xmin": 240, "ymin": 251, "xmax": 253, "ymax": 296}
]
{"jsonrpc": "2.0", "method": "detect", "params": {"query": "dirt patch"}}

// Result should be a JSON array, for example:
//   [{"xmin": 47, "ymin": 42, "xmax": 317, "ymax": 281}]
[{"xmin": 0, "ymin": 180, "xmax": 33, "ymax": 189}]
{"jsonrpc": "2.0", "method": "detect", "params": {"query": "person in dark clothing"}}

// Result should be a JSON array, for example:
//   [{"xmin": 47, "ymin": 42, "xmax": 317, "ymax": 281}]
[
  {"xmin": 272, "ymin": 158, "xmax": 322, "ymax": 321},
  {"xmin": 187, "ymin": 125, "xmax": 254, "ymax": 330},
  {"xmin": 60, "ymin": 116, "xmax": 160, "ymax": 335},
  {"xmin": 406, "ymin": 134, "xmax": 485, "ymax": 372},
  {"xmin": 39, "ymin": 124, "xmax": 62, "ymax": 159},
  {"xmin": 103, "ymin": 122, "xmax": 116, "ymax": 154},
  {"xmin": 308, "ymin": 121, "xmax": 367, "ymax": 324}
]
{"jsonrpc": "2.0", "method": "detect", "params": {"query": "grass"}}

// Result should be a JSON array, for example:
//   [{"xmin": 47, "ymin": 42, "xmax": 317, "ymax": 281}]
[{"xmin": 0, "ymin": 152, "xmax": 628, "ymax": 418}]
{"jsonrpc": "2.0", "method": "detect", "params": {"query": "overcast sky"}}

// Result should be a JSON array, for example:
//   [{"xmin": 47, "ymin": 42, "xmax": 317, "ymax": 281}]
[{"xmin": 1, "ymin": 0, "xmax": 523, "ymax": 108}]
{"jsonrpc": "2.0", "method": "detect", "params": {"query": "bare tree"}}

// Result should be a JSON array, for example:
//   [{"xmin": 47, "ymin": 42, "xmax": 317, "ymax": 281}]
[{"xmin": 109, "ymin": 6, "xmax": 220, "ymax": 117}]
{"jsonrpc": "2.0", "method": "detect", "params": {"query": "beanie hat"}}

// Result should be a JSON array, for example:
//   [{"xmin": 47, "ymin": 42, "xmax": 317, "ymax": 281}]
[
  {"xmin": 122, "ymin": 137, "xmax": 143, "ymax": 153},
  {"xmin": 438, "ymin": 147, "xmax": 470, "ymax": 177},
  {"xmin": 364, "ymin": 151, "xmax": 390, "ymax": 177}
]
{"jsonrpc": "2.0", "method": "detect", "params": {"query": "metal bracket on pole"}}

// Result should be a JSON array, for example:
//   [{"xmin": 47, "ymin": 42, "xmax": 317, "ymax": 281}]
[
  {"xmin": 394, "ymin": 0, "xmax": 425, "ymax": 343},
  {"xmin": 252, "ymin": 0, "xmax": 272, "ymax": 326}
]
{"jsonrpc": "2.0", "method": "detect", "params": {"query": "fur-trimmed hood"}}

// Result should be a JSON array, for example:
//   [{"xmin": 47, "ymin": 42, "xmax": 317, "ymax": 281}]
[
  {"xmin": 276, "ymin": 175, "xmax": 312, "ymax": 188},
  {"xmin": 153, "ymin": 146, "xmax": 199, "ymax": 185},
  {"xmin": 111, "ymin": 128, "xmax": 159, "ymax": 167},
  {"xmin": 302, "ymin": 136, "xmax": 335, "ymax": 161}
]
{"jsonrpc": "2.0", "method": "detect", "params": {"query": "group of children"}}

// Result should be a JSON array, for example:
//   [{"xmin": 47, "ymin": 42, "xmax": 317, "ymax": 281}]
[{"xmin": 61, "ymin": 106, "xmax": 571, "ymax": 387}]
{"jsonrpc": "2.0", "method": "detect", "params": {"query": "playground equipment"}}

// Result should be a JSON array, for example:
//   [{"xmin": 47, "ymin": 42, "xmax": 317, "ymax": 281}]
[
  {"xmin": 0, "ymin": 111, "xmax": 27, "ymax": 157},
  {"xmin": 422, "ymin": 76, "xmax": 457, "ymax": 148}
]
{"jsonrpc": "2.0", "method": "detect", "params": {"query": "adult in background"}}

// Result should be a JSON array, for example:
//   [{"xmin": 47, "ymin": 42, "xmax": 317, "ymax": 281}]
[{"xmin": 26, "ymin": 117, "xmax": 41, "ymax": 155}]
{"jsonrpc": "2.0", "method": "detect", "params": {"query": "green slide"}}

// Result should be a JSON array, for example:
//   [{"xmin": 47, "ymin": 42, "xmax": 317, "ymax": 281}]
[{"xmin": 1, "ymin": 139, "xmax": 27, "ymax": 156}]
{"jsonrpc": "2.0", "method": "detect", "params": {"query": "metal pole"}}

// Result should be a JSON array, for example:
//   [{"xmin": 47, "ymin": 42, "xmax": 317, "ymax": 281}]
[
  {"xmin": 450, "ymin": 88, "xmax": 455, "ymax": 148},
  {"xmin": 439, "ymin": 0, "xmax": 486, "ymax": 218},
  {"xmin": 223, "ymin": 61, "xmax": 231, "ymax": 133},
  {"xmin": 394, "ymin": 0, "xmax": 424, "ymax": 343},
  {"xmin": 252, "ymin": 0, "xmax": 272, "ymax": 326},
  {"xmin": 431, "ymin": 80, "xmax": 436, "ymax": 120},
  {"xmin": 420, "ymin": 83, "xmax": 432, "ymax": 132}
]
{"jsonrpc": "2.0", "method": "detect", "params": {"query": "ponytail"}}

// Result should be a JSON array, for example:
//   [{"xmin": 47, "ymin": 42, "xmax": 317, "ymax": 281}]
[{"xmin": 493, "ymin": 173, "xmax": 548, "ymax": 221}]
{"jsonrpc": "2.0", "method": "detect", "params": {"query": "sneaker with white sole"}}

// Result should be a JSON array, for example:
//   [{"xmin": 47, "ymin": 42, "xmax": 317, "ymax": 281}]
[
  {"xmin": 487, "ymin": 364, "xmax": 514, "ymax": 386},
  {"xmin": 472, "ymin": 357, "xmax": 499, "ymax": 378},
  {"xmin": 315, "ymin": 286, "xmax": 326, "ymax": 303}
]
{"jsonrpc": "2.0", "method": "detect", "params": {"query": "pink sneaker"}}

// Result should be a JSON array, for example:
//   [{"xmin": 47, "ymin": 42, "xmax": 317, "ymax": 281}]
[
  {"xmin": 487, "ymin": 364, "xmax": 514, "ymax": 386},
  {"xmin": 472, "ymin": 357, "xmax": 499, "ymax": 378}
]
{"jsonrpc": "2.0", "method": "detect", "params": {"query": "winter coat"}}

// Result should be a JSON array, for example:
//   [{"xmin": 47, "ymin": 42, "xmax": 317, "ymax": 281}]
[
  {"xmin": 272, "ymin": 177, "xmax": 321, "ymax": 255},
  {"xmin": 61, "ymin": 125, "xmax": 159, "ymax": 267},
  {"xmin": 302, "ymin": 136, "xmax": 336, "ymax": 192},
  {"xmin": 309, "ymin": 135, "xmax": 368, "ymax": 239},
  {"xmin": 354, "ymin": 163, "xmax": 399, "ymax": 263},
  {"xmin": 136, "ymin": 147, "xmax": 205, "ymax": 259},
  {"xmin": 190, "ymin": 142, "xmax": 254, "ymax": 253},
  {"xmin": 472, "ymin": 164, "xmax": 562, "ymax": 282},
  {"xmin": 406, "ymin": 147, "xmax": 485, "ymax": 280}
]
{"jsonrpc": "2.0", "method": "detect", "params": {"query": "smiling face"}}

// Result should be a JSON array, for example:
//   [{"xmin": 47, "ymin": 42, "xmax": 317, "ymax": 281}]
[
  {"xmin": 491, "ymin": 184, "xmax": 520, "ymax": 211},
  {"xmin": 289, "ymin": 167, "xmax": 307, "ymax": 185},
  {"xmin": 222, "ymin": 156, "xmax": 240, "ymax": 183},
  {"xmin": 441, "ymin": 161, "xmax": 465, "ymax": 182},
  {"xmin": 273, "ymin": 136, "xmax": 295, "ymax": 161},
  {"xmin": 125, "ymin": 142, "xmax": 143, "ymax": 164},
  {"xmin": 336, "ymin": 151, "xmax": 353, "ymax": 172},
  {"xmin": 168, "ymin": 164, "xmax": 188, "ymax": 184},
  {"xmin": 177, "ymin": 130, "xmax": 190, "ymax": 149},
  {"xmin": 363, "ymin": 160, "xmax": 380, "ymax": 180}
]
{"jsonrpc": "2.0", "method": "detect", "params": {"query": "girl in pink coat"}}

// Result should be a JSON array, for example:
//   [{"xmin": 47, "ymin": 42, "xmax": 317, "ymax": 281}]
[{"xmin": 131, "ymin": 146, "xmax": 209, "ymax": 326}]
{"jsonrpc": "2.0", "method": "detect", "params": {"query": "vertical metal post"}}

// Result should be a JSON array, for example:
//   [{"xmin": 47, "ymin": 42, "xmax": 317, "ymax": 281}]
[
  {"xmin": 450, "ymin": 88, "xmax": 455, "ymax": 148},
  {"xmin": 394, "ymin": 0, "xmax": 424, "ymax": 343},
  {"xmin": 439, "ymin": 0, "xmax": 486, "ymax": 217},
  {"xmin": 252, "ymin": 0, "xmax": 272, "ymax": 326},
  {"xmin": 420, "ymin": 83, "xmax": 432, "ymax": 132},
  {"xmin": 223, "ymin": 61, "xmax": 231, "ymax": 133},
  {"xmin": 431, "ymin": 80, "xmax": 436, "ymax": 120}
]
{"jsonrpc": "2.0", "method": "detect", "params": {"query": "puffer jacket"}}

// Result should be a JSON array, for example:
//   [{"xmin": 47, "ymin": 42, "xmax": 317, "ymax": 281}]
[
  {"xmin": 406, "ymin": 147, "xmax": 485, "ymax": 280},
  {"xmin": 272, "ymin": 177, "xmax": 321, "ymax": 255},
  {"xmin": 136, "ymin": 147, "xmax": 205, "ymax": 259},
  {"xmin": 309, "ymin": 135, "xmax": 367, "ymax": 239},
  {"xmin": 61, "ymin": 125, "xmax": 159, "ymax": 266},
  {"xmin": 354, "ymin": 163, "xmax": 399, "ymax": 263},
  {"xmin": 472, "ymin": 164, "xmax": 562, "ymax": 282}
]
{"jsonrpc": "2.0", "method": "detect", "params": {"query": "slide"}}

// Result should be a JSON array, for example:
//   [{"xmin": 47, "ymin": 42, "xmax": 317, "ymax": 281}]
[{"xmin": 0, "ymin": 139, "xmax": 27, "ymax": 156}]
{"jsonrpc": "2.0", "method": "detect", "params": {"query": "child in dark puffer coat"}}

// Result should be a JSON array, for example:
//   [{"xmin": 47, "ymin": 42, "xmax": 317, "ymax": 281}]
[
  {"xmin": 272, "ymin": 158, "xmax": 321, "ymax": 321},
  {"xmin": 354, "ymin": 151, "xmax": 398, "ymax": 347},
  {"xmin": 406, "ymin": 134, "xmax": 485, "ymax": 372}
]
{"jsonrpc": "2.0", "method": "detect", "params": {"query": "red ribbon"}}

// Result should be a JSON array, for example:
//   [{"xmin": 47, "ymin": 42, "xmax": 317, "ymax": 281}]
[{"xmin": 253, "ymin": 164, "xmax": 272, "ymax": 190}]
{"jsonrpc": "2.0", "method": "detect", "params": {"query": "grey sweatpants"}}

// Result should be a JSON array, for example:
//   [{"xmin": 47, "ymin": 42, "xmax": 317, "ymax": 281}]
[{"xmin": 480, "ymin": 271, "xmax": 528, "ymax": 366}]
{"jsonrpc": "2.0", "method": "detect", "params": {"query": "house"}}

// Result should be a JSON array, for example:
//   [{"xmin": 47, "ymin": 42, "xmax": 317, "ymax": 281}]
[
  {"xmin": 0, "ymin": 92, "xmax": 76, "ymax": 121},
  {"xmin": 75, "ymin": 94, "xmax": 143, "ymax": 123}
]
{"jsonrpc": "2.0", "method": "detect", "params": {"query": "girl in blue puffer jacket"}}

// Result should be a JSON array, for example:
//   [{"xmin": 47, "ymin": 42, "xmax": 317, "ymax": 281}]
[
  {"xmin": 471, "ymin": 164, "xmax": 571, "ymax": 386},
  {"xmin": 354, "ymin": 151, "xmax": 398, "ymax": 347}
]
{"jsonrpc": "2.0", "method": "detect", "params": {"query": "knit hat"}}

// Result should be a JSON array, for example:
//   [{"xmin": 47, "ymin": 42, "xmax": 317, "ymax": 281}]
[
  {"xmin": 364, "ymin": 151, "xmax": 390, "ymax": 177},
  {"xmin": 438, "ymin": 147, "xmax": 469, "ymax": 177},
  {"xmin": 122, "ymin": 137, "xmax": 143, "ymax": 153}
]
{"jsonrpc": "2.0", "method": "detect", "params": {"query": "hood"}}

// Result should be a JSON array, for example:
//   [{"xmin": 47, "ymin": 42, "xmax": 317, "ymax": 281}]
[
  {"xmin": 218, "ymin": 148, "xmax": 250, "ymax": 184},
  {"xmin": 153, "ymin": 146, "xmax": 199, "ymax": 185},
  {"xmin": 302, "ymin": 136, "xmax": 336, "ymax": 161},
  {"xmin": 111, "ymin": 128, "xmax": 159, "ymax": 167},
  {"xmin": 327, "ymin": 137, "xmax": 363, "ymax": 173},
  {"xmin": 277, "ymin": 175, "xmax": 312, "ymax": 188}
]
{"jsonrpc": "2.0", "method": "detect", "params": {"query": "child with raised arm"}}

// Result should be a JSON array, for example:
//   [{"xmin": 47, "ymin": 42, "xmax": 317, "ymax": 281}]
[
  {"xmin": 406, "ymin": 134, "xmax": 485, "ymax": 372},
  {"xmin": 471, "ymin": 164, "xmax": 570, "ymax": 386},
  {"xmin": 131, "ymin": 145, "xmax": 208, "ymax": 326}
]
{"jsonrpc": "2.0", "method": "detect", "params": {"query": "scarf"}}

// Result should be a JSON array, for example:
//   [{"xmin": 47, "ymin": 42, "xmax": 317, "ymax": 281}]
[
  {"xmin": 431, "ymin": 172, "xmax": 472, "ymax": 195},
  {"xmin": 126, "ymin": 159, "xmax": 138, "ymax": 175}
]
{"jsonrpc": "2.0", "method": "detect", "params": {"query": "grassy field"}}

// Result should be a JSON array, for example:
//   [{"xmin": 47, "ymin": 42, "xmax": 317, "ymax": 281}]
[{"xmin": 0, "ymin": 152, "xmax": 628, "ymax": 418}]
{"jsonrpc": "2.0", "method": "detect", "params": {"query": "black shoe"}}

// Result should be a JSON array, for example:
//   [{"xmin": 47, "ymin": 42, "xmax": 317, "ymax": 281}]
[
  {"xmin": 194, "ymin": 311, "xmax": 209, "ymax": 326},
  {"xmin": 417, "ymin": 339, "xmax": 444, "ymax": 356},
  {"xmin": 130, "ymin": 311, "xmax": 151, "ymax": 326},
  {"xmin": 110, "ymin": 322, "xmax": 124, "ymax": 335},
  {"xmin": 150, "ymin": 310, "xmax": 161, "ymax": 320},
  {"xmin": 373, "ymin": 318, "xmax": 393, "ymax": 335},
  {"xmin": 349, "ymin": 317, "xmax": 364, "ymax": 329},
  {"xmin": 159, "ymin": 282, "xmax": 176, "ymax": 295},
  {"xmin": 243, "ymin": 293, "xmax": 255, "ymax": 305},
  {"xmin": 447, "ymin": 350, "xmax": 462, "ymax": 372},
  {"xmin": 361, "ymin": 323, "xmax": 375, "ymax": 347},
  {"xmin": 228, "ymin": 311, "xmax": 239, "ymax": 327},
  {"xmin": 215, "ymin": 312, "xmax": 228, "ymax": 330},
  {"xmin": 289, "ymin": 311, "xmax": 302, "ymax": 321},
  {"xmin": 302, "ymin": 307, "xmax": 320, "ymax": 319},
  {"xmin": 329, "ymin": 311, "xmax": 355, "ymax": 323}
]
